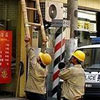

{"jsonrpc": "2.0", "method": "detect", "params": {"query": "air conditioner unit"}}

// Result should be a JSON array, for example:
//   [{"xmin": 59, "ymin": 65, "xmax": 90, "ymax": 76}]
[
  {"xmin": 34, "ymin": 1, "xmax": 63, "ymax": 22},
  {"xmin": 45, "ymin": 1, "xmax": 63, "ymax": 22}
]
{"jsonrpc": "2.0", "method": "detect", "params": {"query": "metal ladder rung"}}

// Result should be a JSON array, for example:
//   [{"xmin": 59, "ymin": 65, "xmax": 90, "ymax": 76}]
[
  {"xmin": 26, "ymin": 7, "xmax": 37, "ymax": 11},
  {"xmin": 28, "ymin": 22, "xmax": 41, "ymax": 27}
]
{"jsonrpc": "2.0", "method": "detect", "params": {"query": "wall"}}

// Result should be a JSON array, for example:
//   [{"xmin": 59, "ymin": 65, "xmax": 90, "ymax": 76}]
[
  {"xmin": 40, "ymin": 0, "xmax": 100, "ymax": 10},
  {"xmin": 78, "ymin": 0, "xmax": 100, "ymax": 10}
]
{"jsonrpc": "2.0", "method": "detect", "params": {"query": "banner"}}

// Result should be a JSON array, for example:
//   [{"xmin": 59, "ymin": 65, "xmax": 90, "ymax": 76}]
[{"xmin": 0, "ymin": 30, "xmax": 12, "ymax": 84}]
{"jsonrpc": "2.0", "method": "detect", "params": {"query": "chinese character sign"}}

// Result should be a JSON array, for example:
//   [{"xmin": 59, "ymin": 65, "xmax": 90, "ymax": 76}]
[{"xmin": 0, "ymin": 30, "xmax": 12, "ymax": 84}]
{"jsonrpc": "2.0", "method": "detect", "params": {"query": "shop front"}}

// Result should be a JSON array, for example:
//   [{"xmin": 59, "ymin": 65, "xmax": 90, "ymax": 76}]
[{"xmin": 0, "ymin": 0, "xmax": 19, "ymax": 98}]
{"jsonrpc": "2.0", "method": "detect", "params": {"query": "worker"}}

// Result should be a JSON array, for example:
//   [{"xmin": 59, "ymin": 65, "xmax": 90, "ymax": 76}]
[
  {"xmin": 24, "ymin": 36, "xmax": 52, "ymax": 100},
  {"xmin": 59, "ymin": 50, "xmax": 86, "ymax": 100}
]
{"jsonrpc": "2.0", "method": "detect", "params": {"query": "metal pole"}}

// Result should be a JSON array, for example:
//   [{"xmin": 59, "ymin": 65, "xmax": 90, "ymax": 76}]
[{"xmin": 67, "ymin": 0, "xmax": 78, "ymax": 38}]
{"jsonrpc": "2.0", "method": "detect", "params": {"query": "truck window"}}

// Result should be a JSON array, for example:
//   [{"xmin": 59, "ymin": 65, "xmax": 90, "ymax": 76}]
[{"xmin": 80, "ymin": 48, "xmax": 100, "ymax": 70}]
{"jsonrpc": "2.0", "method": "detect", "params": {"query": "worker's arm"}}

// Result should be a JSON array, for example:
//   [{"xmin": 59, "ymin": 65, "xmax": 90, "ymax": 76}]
[
  {"xmin": 25, "ymin": 36, "xmax": 35, "ymax": 65},
  {"xmin": 59, "ymin": 67, "xmax": 72, "ymax": 80}
]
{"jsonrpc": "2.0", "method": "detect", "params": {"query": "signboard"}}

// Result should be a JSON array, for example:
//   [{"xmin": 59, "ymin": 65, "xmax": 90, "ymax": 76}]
[
  {"xmin": 63, "ymin": 20, "xmax": 70, "ymax": 27},
  {"xmin": 51, "ymin": 19, "xmax": 70, "ymax": 27},
  {"xmin": 77, "ymin": 20, "xmax": 90, "ymax": 32},
  {"xmin": 77, "ymin": 10, "xmax": 96, "ymax": 32},
  {"xmin": 51, "ymin": 19, "xmax": 63, "ymax": 27},
  {"xmin": 0, "ymin": 30, "xmax": 12, "ymax": 84}
]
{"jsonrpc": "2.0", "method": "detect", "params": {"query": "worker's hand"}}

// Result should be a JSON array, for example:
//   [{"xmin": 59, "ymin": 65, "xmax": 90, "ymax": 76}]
[
  {"xmin": 24, "ymin": 35, "xmax": 30, "ymax": 43},
  {"xmin": 43, "ymin": 36, "xmax": 47, "ymax": 44},
  {"xmin": 42, "ymin": 41, "xmax": 47, "ymax": 46},
  {"xmin": 42, "ymin": 36, "xmax": 48, "ymax": 46}
]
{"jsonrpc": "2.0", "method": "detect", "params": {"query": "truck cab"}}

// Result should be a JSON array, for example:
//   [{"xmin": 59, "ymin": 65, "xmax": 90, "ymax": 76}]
[{"xmin": 78, "ymin": 44, "xmax": 100, "ymax": 98}]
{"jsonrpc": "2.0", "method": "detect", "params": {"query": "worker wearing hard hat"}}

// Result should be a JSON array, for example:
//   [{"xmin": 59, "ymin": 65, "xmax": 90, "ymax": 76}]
[
  {"xmin": 24, "ymin": 37, "xmax": 52, "ymax": 100},
  {"xmin": 59, "ymin": 50, "xmax": 85, "ymax": 100}
]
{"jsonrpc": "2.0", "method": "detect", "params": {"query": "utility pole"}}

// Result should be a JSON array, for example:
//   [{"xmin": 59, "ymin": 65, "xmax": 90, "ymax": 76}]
[
  {"xmin": 67, "ymin": 0, "xmax": 78, "ymax": 38},
  {"xmin": 67, "ymin": 0, "xmax": 78, "ymax": 56}
]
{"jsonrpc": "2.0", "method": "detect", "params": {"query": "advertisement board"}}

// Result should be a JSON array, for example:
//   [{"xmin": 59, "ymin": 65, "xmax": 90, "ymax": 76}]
[{"xmin": 0, "ymin": 30, "xmax": 12, "ymax": 84}]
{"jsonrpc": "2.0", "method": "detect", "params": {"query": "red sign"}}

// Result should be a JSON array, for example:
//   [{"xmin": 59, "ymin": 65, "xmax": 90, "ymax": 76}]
[{"xmin": 0, "ymin": 30, "xmax": 12, "ymax": 84}]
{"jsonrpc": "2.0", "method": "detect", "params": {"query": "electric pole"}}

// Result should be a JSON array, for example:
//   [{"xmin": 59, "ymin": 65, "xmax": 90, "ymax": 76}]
[{"xmin": 67, "ymin": 0, "xmax": 78, "ymax": 38}]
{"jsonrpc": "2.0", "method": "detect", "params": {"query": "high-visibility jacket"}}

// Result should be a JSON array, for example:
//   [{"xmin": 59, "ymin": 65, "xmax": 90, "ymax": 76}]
[
  {"xmin": 59, "ymin": 64, "xmax": 85, "ymax": 100},
  {"xmin": 25, "ymin": 45, "xmax": 48, "ymax": 94}
]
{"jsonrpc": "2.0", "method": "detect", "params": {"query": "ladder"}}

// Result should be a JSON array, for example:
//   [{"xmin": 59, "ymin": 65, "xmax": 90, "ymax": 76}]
[
  {"xmin": 21, "ymin": 0, "xmax": 47, "ymax": 44},
  {"xmin": 16, "ymin": 0, "xmax": 47, "ymax": 97}
]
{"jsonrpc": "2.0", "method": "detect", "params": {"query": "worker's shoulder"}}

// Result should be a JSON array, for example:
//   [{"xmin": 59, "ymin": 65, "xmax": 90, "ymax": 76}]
[
  {"xmin": 68, "ymin": 66, "xmax": 77, "ymax": 72},
  {"xmin": 68, "ymin": 66, "xmax": 74, "ymax": 69}
]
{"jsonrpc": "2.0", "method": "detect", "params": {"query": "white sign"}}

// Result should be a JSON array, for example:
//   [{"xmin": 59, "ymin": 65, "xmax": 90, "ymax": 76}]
[
  {"xmin": 63, "ymin": 20, "xmax": 70, "ymax": 27},
  {"xmin": 85, "ymin": 72, "xmax": 100, "ymax": 83}
]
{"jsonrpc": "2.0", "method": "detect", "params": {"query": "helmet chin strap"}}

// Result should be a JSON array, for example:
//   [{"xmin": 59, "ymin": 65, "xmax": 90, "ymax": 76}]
[
  {"xmin": 40, "ymin": 62, "xmax": 46, "ymax": 68},
  {"xmin": 37, "ymin": 57, "xmax": 46, "ymax": 68}
]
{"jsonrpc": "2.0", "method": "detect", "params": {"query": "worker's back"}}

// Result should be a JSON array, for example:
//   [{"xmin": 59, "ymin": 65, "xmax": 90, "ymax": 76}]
[{"xmin": 60, "ymin": 64, "xmax": 85, "ymax": 100}]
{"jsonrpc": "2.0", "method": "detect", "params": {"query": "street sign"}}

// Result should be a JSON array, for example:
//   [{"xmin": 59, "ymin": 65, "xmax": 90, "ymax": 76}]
[
  {"xmin": 51, "ymin": 19, "xmax": 70, "ymax": 27},
  {"xmin": 63, "ymin": 19, "xmax": 70, "ymax": 27}
]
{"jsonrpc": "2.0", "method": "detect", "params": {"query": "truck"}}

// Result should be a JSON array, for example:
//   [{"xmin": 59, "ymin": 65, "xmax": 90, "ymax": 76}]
[{"xmin": 77, "ymin": 44, "xmax": 100, "ymax": 99}]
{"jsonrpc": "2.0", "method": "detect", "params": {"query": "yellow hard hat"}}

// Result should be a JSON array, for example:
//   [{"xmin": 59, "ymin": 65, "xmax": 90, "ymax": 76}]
[
  {"xmin": 72, "ymin": 50, "xmax": 85, "ymax": 62},
  {"xmin": 39, "ymin": 52, "xmax": 52, "ymax": 65}
]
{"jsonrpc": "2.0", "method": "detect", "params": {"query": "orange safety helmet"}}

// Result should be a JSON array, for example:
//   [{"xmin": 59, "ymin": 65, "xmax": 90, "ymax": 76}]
[
  {"xmin": 72, "ymin": 50, "xmax": 85, "ymax": 62},
  {"xmin": 39, "ymin": 52, "xmax": 52, "ymax": 65}
]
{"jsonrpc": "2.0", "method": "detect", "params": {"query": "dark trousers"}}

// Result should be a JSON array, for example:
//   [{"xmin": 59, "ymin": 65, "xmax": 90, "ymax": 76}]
[
  {"xmin": 61, "ymin": 97, "xmax": 68, "ymax": 100},
  {"xmin": 61, "ymin": 97, "xmax": 83, "ymax": 100},
  {"xmin": 26, "ymin": 91, "xmax": 46, "ymax": 100},
  {"xmin": 57, "ymin": 82, "xmax": 63, "ymax": 100}
]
